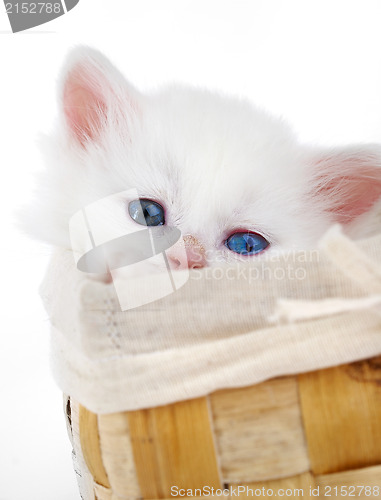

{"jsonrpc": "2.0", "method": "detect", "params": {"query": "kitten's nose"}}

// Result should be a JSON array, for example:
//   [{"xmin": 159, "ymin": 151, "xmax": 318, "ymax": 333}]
[{"xmin": 167, "ymin": 235, "xmax": 206, "ymax": 270}]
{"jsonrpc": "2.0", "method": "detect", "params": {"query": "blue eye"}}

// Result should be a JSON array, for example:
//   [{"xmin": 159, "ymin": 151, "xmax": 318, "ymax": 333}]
[
  {"xmin": 128, "ymin": 199, "xmax": 165, "ymax": 226},
  {"xmin": 225, "ymin": 231, "xmax": 270, "ymax": 255}
]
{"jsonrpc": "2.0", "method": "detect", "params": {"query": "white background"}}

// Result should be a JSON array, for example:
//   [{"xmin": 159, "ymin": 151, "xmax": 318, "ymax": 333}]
[{"xmin": 1, "ymin": 1, "xmax": 381, "ymax": 499}]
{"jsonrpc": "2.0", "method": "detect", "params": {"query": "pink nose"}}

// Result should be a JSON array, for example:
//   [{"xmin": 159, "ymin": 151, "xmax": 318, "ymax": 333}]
[{"xmin": 167, "ymin": 235, "xmax": 206, "ymax": 270}]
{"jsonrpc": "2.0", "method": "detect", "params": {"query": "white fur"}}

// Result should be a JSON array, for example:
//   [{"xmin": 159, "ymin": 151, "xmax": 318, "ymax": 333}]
[{"xmin": 22, "ymin": 46, "xmax": 381, "ymax": 265}]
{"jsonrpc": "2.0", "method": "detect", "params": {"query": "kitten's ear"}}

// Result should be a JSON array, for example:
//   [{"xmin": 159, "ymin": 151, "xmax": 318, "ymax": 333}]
[
  {"xmin": 309, "ymin": 146, "xmax": 381, "ymax": 224},
  {"xmin": 60, "ymin": 46, "xmax": 140, "ymax": 147}
]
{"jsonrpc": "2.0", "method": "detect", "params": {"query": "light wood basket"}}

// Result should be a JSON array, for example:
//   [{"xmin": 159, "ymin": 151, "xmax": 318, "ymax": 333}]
[{"xmin": 66, "ymin": 355, "xmax": 381, "ymax": 499}]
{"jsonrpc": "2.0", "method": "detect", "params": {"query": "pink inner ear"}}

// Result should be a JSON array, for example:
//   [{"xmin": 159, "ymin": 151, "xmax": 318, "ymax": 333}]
[
  {"xmin": 63, "ymin": 67, "xmax": 107, "ymax": 145},
  {"xmin": 316, "ymin": 159, "xmax": 381, "ymax": 224}
]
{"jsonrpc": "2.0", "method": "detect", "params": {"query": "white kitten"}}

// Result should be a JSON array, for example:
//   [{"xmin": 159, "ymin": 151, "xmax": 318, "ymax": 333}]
[{"xmin": 24, "ymin": 46, "xmax": 381, "ymax": 270}]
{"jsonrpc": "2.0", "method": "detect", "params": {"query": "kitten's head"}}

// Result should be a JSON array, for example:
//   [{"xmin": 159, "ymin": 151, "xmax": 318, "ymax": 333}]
[{"xmin": 27, "ymin": 46, "xmax": 381, "ymax": 269}]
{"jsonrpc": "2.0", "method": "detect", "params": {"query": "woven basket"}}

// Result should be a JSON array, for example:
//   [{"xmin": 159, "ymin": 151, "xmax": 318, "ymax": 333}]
[
  {"xmin": 65, "ymin": 355, "xmax": 381, "ymax": 500},
  {"xmin": 41, "ymin": 228, "xmax": 381, "ymax": 498}
]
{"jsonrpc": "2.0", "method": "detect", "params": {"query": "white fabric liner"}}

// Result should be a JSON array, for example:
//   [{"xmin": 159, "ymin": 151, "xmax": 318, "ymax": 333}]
[{"xmin": 41, "ymin": 226, "xmax": 381, "ymax": 414}]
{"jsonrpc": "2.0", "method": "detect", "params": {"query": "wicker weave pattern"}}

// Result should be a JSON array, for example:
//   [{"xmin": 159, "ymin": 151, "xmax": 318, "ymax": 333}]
[{"xmin": 69, "ymin": 356, "xmax": 381, "ymax": 499}]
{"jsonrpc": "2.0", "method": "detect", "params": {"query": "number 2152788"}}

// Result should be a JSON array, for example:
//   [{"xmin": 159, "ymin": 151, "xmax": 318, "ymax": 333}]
[{"xmin": 5, "ymin": 3, "xmax": 63, "ymax": 14}]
